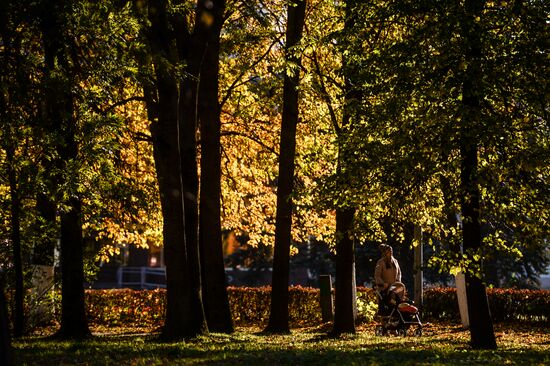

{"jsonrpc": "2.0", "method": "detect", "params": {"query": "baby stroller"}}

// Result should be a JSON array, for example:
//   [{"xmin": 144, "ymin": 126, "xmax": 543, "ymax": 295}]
[{"xmin": 374, "ymin": 282, "xmax": 422, "ymax": 336}]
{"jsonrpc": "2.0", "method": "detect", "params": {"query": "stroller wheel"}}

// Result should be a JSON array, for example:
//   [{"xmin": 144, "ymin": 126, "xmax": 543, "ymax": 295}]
[
  {"xmin": 414, "ymin": 327, "xmax": 423, "ymax": 337},
  {"xmin": 397, "ymin": 328, "xmax": 407, "ymax": 337}
]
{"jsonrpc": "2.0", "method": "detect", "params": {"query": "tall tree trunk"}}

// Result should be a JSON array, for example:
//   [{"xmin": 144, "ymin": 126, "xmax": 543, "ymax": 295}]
[
  {"xmin": 149, "ymin": 86, "xmax": 192, "ymax": 339},
  {"xmin": 176, "ymin": 0, "xmax": 208, "ymax": 337},
  {"xmin": 0, "ymin": 4, "xmax": 25, "ymax": 338},
  {"xmin": 40, "ymin": 1, "xmax": 90, "ymax": 339},
  {"xmin": 194, "ymin": 0, "xmax": 233, "ymax": 333},
  {"xmin": 331, "ymin": 208, "xmax": 357, "ymax": 335},
  {"xmin": 144, "ymin": 0, "xmax": 207, "ymax": 339},
  {"xmin": 0, "ymin": 9, "xmax": 14, "ymax": 358},
  {"xmin": 460, "ymin": 0, "xmax": 497, "ymax": 350},
  {"xmin": 265, "ymin": 0, "xmax": 306, "ymax": 334},
  {"xmin": 55, "ymin": 88, "xmax": 89, "ymax": 339},
  {"xmin": 58, "ymin": 198, "xmax": 89, "ymax": 338},
  {"xmin": 330, "ymin": 0, "xmax": 360, "ymax": 336},
  {"xmin": 6, "ymin": 144, "xmax": 24, "ymax": 337},
  {"xmin": 0, "ymin": 277, "xmax": 14, "ymax": 366}
]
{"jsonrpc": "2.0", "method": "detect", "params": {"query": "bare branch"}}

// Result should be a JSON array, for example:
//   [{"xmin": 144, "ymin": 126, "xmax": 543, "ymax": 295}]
[
  {"xmin": 220, "ymin": 39, "xmax": 280, "ymax": 108},
  {"xmin": 220, "ymin": 130, "xmax": 279, "ymax": 157}
]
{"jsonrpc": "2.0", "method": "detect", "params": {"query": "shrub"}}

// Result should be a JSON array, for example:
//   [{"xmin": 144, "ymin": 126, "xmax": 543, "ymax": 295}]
[
  {"xmin": 86, "ymin": 289, "xmax": 165, "ymax": 328},
  {"xmin": 422, "ymin": 287, "xmax": 550, "ymax": 323},
  {"xmin": 75, "ymin": 286, "xmax": 548, "ymax": 328}
]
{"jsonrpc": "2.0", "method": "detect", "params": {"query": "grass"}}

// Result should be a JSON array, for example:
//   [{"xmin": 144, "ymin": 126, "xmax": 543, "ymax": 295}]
[{"xmin": 12, "ymin": 322, "xmax": 550, "ymax": 365}]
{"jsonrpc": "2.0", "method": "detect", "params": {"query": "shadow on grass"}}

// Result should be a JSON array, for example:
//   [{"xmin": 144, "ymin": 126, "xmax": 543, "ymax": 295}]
[{"xmin": 13, "ymin": 331, "xmax": 549, "ymax": 366}]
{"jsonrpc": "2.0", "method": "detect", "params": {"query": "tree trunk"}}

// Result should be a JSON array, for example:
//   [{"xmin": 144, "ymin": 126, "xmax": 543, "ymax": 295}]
[
  {"xmin": 40, "ymin": 1, "xmax": 90, "ymax": 339},
  {"xmin": 330, "ymin": 208, "xmax": 356, "ymax": 335},
  {"xmin": 0, "ymin": 11, "xmax": 14, "ymax": 361},
  {"xmin": 144, "ymin": 0, "xmax": 207, "ymax": 339},
  {"xmin": 7, "ymin": 144, "xmax": 24, "ymax": 337},
  {"xmin": 0, "ymin": 277, "xmax": 14, "ymax": 366},
  {"xmin": 176, "ymin": 0, "xmax": 208, "ymax": 337},
  {"xmin": 0, "ymin": 6, "xmax": 25, "ymax": 338},
  {"xmin": 58, "ymin": 198, "xmax": 90, "ymax": 338},
  {"xmin": 460, "ymin": 0, "xmax": 497, "ymax": 350},
  {"xmin": 399, "ymin": 223, "xmax": 415, "ymax": 296},
  {"xmin": 194, "ymin": 0, "xmax": 233, "ymax": 333},
  {"xmin": 265, "ymin": 0, "xmax": 306, "ymax": 334},
  {"xmin": 330, "ymin": 0, "xmax": 359, "ymax": 336},
  {"xmin": 55, "ymin": 85, "xmax": 89, "ymax": 339},
  {"xmin": 150, "ymin": 94, "xmax": 193, "ymax": 339}
]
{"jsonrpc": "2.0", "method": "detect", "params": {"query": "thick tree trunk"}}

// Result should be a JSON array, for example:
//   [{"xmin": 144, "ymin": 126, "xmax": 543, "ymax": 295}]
[
  {"xmin": 460, "ymin": 141, "xmax": 496, "ymax": 349},
  {"xmin": 330, "ymin": 0, "xmax": 360, "ymax": 336},
  {"xmin": 40, "ymin": 1, "xmax": 90, "ymax": 339},
  {"xmin": 194, "ymin": 0, "xmax": 233, "ymax": 333},
  {"xmin": 145, "ymin": 0, "xmax": 207, "ymax": 339},
  {"xmin": 55, "ymin": 88, "xmax": 89, "ymax": 339},
  {"xmin": 265, "ymin": 0, "xmax": 306, "ymax": 334},
  {"xmin": 58, "ymin": 198, "xmax": 90, "ymax": 338},
  {"xmin": 149, "ymin": 65, "xmax": 204, "ymax": 340},
  {"xmin": 331, "ymin": 208, "xmax": 356, "ymax": 335},
  {"xmin": 175, "ymin": 1, "xmax": 208, "ymax": 338},
  {"xmin": 150, "ymin": 98, "xmax": 192, "ymax": 339},
  {"xmin": 460, "ymin": 0, "xmax": 497, "ymax": 350}
]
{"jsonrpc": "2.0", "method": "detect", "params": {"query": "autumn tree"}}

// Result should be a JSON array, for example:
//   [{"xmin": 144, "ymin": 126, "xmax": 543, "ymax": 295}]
[
  {"xmin": 0, "ymin": 0, "xmax": 31, "ymax": 337},
  {"xmin": 195, "ymin": 0, "xmax": 234, "ymax": 333},
  {"xmin": 336, "ymin": 0, "xmax": 547, "ymax": 348},
  {"xmin": 264, "ymin": 0, "xmax": 307, "ymax": 334}
]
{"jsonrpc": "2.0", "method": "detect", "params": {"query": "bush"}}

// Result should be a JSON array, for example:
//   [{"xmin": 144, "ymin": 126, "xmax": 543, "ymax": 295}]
[
  {"xmin": 422, "ymin": 287, "xmax": 550, "ymax": 323},
  {"xmin": 78, "ymin": 286, "xmax": 548, "ymax": 328},
  {"xmin": 86, "ymin": 289, "xmax": 165, "ymax": 328}
]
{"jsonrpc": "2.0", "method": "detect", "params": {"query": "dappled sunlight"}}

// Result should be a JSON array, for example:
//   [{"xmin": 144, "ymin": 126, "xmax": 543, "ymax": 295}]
[{"xmin": 13, "ymin": 323, "xmax": 549, "ymax": 365}]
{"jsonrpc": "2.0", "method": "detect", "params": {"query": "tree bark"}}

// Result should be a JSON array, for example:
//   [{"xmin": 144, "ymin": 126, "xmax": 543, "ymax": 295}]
[
  {"xmin": 0, "ymin": 4, "xmax": 25, "ymax": 338},
  {"xmin": 330, "ymin": 0, "xmax": 359, "ymax": 336},
  {"xmin": 58, "ymin": 198, "xmax": 89, "ymax": 338},
  {"xmin": 193, "ymin": 0, "xmax": 233, "ymax": 333},
  {"xmin": 265, "ymin": 0, "xmax": 306, "ymax": 334},
  {"xmin": 7, "ymin": 144, "xmax": 24, "ymax": 337},
  {"xmin": 40, "ymin": 0, "xmax": 90, "ymax": 339},
  {"xmin": 0, "ymin": 277, "xmax": 14, "ymax": 366},
  {"xmin": 460, "ymin": 0, "xmax": 497, "ymax": 350},
  {"xmin": 144, "ymin": 0, "xmax": 208, "ymax": 339},
  {"xmin": 330, "ymin": 208, "xmax": 356, "ymax": 335}
]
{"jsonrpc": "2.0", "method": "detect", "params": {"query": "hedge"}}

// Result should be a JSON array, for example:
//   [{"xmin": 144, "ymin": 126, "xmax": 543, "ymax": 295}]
[
  {"xmin": 84, "ymin": 286, "xmax": 329, "ymax": 328},
  {"xmin": 76, "ymin": 286, "xmax": 550, "ymax": 328},
  {"xmin": 422, "ymin": 287, "xmax": 550, "ymax": 323}
]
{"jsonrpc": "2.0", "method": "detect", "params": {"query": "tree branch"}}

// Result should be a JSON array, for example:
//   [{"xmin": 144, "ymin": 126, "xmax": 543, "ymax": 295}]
[
  {"xmin": 220, "ymin": 39, "xmax": 280, "ymax": 108},
  {"xmin": 220, "ymin": 130, "xmax": 279, "ymax": 157}
]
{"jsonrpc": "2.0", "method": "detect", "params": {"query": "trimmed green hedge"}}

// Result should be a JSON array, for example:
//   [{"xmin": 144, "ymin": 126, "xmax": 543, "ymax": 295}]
[{"xmin": 81, "ymin": 286, "xmax": 549, "ymax": 328}]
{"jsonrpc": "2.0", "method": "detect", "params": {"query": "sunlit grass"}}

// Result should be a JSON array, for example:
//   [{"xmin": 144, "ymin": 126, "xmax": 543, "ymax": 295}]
[{"xmin": 12, "ymin": 323, "xmax": 549, "ymax": 365}]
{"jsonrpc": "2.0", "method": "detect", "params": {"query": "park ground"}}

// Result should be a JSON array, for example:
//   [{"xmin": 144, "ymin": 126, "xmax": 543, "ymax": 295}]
[{"xmin": 11, "ymin": 322, "xmax": 549, "ymax": 365}]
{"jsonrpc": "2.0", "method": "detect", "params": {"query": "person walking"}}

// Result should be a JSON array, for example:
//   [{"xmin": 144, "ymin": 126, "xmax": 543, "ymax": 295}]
[{"xmin": 374, "ymin": 244, "xmax": 402, "ymax": 293}]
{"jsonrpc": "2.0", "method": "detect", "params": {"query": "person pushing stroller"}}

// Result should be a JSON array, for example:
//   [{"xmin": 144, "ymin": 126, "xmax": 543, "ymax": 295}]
[
  {"xmin": 373, "ymin": 244, "xmax": 422, "ymax": 336},
  {"xmin": 374, "ymin": 244, "xmax": 401, "ymax": 294}
]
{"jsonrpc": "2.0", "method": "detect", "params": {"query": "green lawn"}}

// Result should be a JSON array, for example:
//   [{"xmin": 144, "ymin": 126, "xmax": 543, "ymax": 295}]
[{"xmin": 12, "ymin": 323, "xmax": 550, "ymax": 365}]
